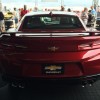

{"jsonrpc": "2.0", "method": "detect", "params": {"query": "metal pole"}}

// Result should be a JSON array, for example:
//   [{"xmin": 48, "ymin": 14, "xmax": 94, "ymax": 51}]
[
  {"xmin": 35, "ymin": 0, "xmax": 36, "ymax": 7},
  {"xmin": 61, "ymin": 0, "xmax": 63, "ymax": 6},
  {"xmin": 92, "ymin": 0, "xmax": 99, "ymax": 10},
  {"xmin": 0, "ymin": 0, "xmax": 2, "ymax": 11},
  {"xmin": 35, "ymin": 0, "xmax": 38, "ymax": 7},
  {"xmin": 61, "ymin": 0, "xmax": 62, "ymax": 6},
  {"xmin": 61, "ymin": 0, "xmax": 64, "ymax": 6}
]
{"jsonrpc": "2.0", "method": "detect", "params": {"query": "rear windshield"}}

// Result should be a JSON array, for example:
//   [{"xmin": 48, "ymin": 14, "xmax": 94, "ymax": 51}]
[{"xmin": 22, "ymin": 15, "xmax": 83, "ymax": 29}]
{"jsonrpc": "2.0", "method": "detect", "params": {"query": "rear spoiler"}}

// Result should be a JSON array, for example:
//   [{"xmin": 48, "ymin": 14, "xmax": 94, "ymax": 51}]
[{"xmin": 0, "ymin": 31, "xmax": 100, "ymax": 37}]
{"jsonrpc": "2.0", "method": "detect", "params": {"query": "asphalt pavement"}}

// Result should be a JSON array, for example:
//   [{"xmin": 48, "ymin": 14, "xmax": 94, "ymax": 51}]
[{"xmin": 0, "ymin": 74, "xmax": 100, "ymax": 100}]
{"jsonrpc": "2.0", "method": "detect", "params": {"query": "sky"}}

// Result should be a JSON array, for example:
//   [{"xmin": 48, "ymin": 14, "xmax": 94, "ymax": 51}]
[{"xmin": 1, "ymin": 0, "xmax": 99, "ymax": 10}]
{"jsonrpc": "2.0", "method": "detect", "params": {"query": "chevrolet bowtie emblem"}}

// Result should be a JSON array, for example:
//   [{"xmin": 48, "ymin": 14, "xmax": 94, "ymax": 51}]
[
  {"xmin": 48, "ymin": 46, "xmax": 59, "ymax": 52},
  {"xmin": 45, "ymin": 65, "xmax": 62, "ymax": 71}
]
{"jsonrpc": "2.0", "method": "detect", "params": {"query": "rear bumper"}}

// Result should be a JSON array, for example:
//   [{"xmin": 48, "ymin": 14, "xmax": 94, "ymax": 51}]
[{"xmin": 2, "ymin": 74, "xmax": 100, "ymax": 85}]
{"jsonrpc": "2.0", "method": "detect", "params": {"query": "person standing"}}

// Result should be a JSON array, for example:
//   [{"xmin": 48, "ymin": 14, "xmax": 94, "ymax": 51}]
[
  {"xmin": 60, "ymin": 6, "xmax": 65, "ymax": 11},
  {"xmin": 81, "ymin": 7, "xmax": 88, "ymax": 25},
  {"xmin": 67, "ymin": 8, "xmax": 71, "ymax": 12},
  {"xmin": 91, "ymin": 6, "xmax": 97, "ymax": 16},
  {"xmin": 0, "ymin": 11, "xmax": 5, "ymax": 32},
  {"xmin": 13, "ymin": 8, "xmax": 18, "ymax": 27},
  {"xmin": 88, "ymin": 10, "xmax": 92, "ymax": 26},
  {"xmin": 33, "ymin": 7, "xmax": 38, "ymax": 12},
  {"xmin": 21, "ymin": 5, "xmax": 28, "ymax": 19},
  {"xmin": 90, "ymin": 6, "xmax": 97, "ymax": 23}
]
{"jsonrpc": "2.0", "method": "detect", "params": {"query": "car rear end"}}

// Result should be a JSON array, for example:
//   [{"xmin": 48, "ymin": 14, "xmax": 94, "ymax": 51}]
[{"xmin": 0, "ymin": 12, "xmax": 100, "ymax": 85}]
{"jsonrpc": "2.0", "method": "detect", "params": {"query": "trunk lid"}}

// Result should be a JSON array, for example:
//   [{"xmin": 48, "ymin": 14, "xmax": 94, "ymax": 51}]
[{"xmin": 1, "ymin": 33, "xmax": 100, "ymax": 52}]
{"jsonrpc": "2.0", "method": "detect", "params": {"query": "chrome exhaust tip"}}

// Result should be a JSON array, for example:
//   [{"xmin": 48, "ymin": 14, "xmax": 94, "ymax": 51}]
[
  {"xmin": 18, "ymin": 84, "xmax": 24, "ymax": 88},
  {"xmin": 10, "ymin": 82, "xmax": 25, "ymax": 88},
  {"xmin": 11, "ymin": 83, "xmax": 18, "ymax": 87},
  {"xmin": 81, "ymin": 80, "xmax": 88, "ymax": 87},
  {"xmin": 81, "ymin": 78, "xmax": 96, "ymax": 87}
]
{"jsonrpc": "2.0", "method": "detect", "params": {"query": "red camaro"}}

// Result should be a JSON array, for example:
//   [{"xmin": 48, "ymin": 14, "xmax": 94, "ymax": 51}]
[{"xmin": 0, "ymin": 11, "xmax": 100, "ymax": 87}]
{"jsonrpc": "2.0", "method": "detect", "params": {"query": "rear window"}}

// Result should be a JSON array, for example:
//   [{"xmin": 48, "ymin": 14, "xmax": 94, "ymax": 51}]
[{"xmin": 22, "ymin": 15, "xmax": 83, "ymax": 29}]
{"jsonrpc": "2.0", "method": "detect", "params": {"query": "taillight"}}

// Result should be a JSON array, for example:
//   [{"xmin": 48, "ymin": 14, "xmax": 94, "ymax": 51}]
[
  {"xmin": 78, "ymin": 41, "xmax": 100, "ymax": 51},
  {"xmin": 78, "ymin": 43, "xmax": 93, "ymax": 50}
]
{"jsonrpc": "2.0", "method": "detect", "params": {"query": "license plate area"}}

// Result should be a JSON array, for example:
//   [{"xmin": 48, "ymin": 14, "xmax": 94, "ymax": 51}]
[{"xmin": 42, "ymin": 64, "xmax": 64, "ymax": 75}]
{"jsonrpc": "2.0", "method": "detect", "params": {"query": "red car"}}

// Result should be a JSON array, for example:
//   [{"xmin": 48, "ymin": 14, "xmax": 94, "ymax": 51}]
[{"xmin": 0, "ymin": 11, "xmax": 100, "ymax": 87}]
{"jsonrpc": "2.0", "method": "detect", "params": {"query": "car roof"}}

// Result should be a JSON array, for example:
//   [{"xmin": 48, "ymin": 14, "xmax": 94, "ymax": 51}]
[{"xmin": 25, "ymin": 11, "xmax": 78, "ymax": 17}]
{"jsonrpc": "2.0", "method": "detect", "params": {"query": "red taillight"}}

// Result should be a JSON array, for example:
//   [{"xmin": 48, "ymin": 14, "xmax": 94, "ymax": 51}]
[
  {"xmin": 78, "ymin": 43, "xmax": 92, "ymax": 50},
  {"xmin": 78, "ymin": 41, "xmax": 100, "ymax": 51}
]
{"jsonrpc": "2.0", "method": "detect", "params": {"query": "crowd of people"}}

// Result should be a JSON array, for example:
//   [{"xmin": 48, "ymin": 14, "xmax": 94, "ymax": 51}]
[
  {"xmin": 60, "ymin": 5, "xmax": 97, "ymax": 26},
  {"xmin": 0, "ymin": 5, "xmax": 100, "ymax": 32},
  {"xmin": 81, "ymin": 6, "xmax": 97, "ymax": 26}
]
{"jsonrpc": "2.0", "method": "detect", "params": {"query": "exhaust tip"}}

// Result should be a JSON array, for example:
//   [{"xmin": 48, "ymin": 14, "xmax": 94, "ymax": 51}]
[{"xmin": 81, "ymin": 78, "xmax": 97, "ymax": 87}]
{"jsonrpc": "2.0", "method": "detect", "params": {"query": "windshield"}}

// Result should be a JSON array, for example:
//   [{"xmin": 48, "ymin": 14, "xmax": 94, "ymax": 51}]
[{"xmin": 22, "ymin": 15, "xmax": 83, "ymax": 29}]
